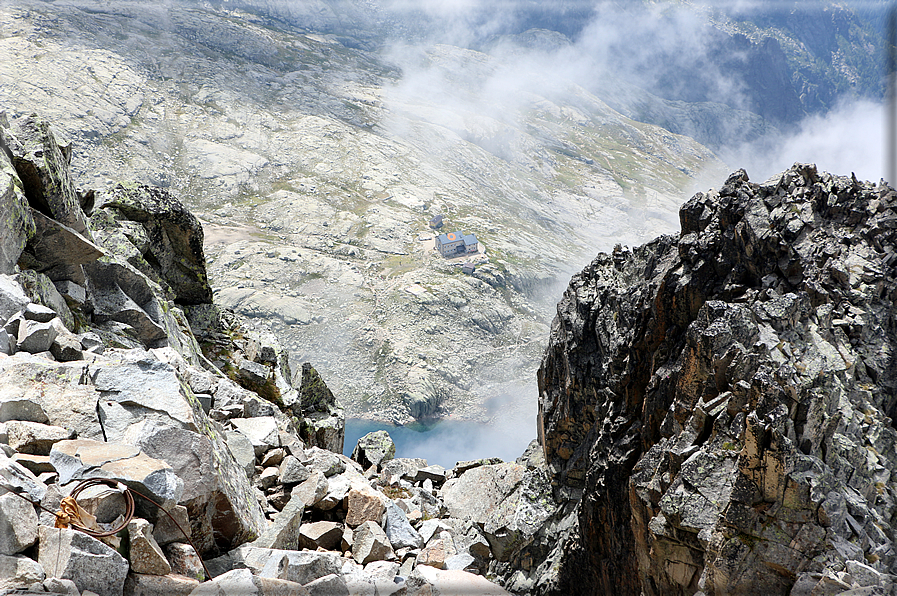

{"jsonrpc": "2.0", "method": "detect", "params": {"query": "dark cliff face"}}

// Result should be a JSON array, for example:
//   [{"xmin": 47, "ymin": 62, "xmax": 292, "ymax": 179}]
[{"xmin": 536, "ymin": 165, "xmax": 897, "ymax": 595}]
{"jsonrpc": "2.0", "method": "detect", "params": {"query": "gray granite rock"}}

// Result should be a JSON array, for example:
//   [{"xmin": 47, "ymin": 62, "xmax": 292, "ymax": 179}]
[
  {"xmin": 291, "ymin": 470, "xmax": 328, "ymax": 508},
  {"xmin": 304, "ymin": 573, "xmax": 349, "ymax": 596},
  {"xmin": 83, "ymin": 256, "xmax": 170, "ymax": 348},
  {"xmin": 380, "ymin": 458, "xmax": 429, "ymax": 484},
  {"xmin": 0, "ymin": 451, "xmax": 47, "ymax": 503},
  {"xmin": 25, "ymin": 209, "xmax": 102, "ymax": 275},
  {"xmin": 89, "ymin": 351, "xmax": 197, "ymax": 442},
  {"xmin": 0, "ymin": 276, "xmax": 29, "ymax": 329},
  {"xmin": 23, "ymin": 303, "xmax": 57, "ymax": 323},
  {"xmin": 121, "ymin": 421, "xmax": 217, "ymax": 508},
  {"xmin": 0, "ymin": 132, "xmax": 34, "ymax": 276},
  {"xmin": 18, "ymin": 269, "xmax": 76, "ymax": 331},
  {"xmin": 38, "ymin": 525, "xmax": 128, "ymax": 596},
  {"xmin": 16, "ymin": 318, "xmax": 58, "ymax": 353},
  {"xmin": 230, "ymin": 417, "xmax": 280, "ymax": 457},
  {"xmin": 212, "ymin": 546, "xmax": 342, "ymax": 586},
  {"xmin": 127, "ymin": 518, "xmax": 172, "ymax": 576},
  {"xmin": 166, "ymin": 542, "xmax": 205, "ymax": 581},
  {"xmin": 0, "ymin": 491, "xmax": 38, "ymax": 555},
  {"xmin": 122, "ymin": 572, "xmax": 200, "ymax": 596},
  {"xmin": 531, "ymin": 166, "xmax": 897, "ymax": 595},
  {"xmin": 0, "ymin": 328, "xmax": 11, "ymax": 356},
  {"xmin": 350, "ymin": 430, "xmax": 396, "ymax": 471},
  {"xmin": 225, "ymin": 430, "xmax": 256, "ymax": 477},
  {"xmin": 12, "ymin": 453, "xmax": 55, "ymax": 475},
  {"xmin": 442, "ymin": 462, "xmax": 525, "ymax": 525},
  {"xmin": 50, "ymin": 329, "xmax": 84, "ymax": 362},
  {"xmin": 407, "ymin": 565, "xmax": 512, "ymax": 595},
  {"xmin": 298, "ymin": 520, "xmax": 343, "ymax": 551},
  {"xmin": 244, "ymin": 396, "xmax": 277, "ymax": 419},
  {"xmin": 257, "ymin": 466, "xmax": 279, "ymax": 489},
  {"xmin": 49, "ymin": 439, "xmax": 183, "ymax": 504},
  {"xmin": 5, "ymin": 419, "xmax": 74, "ymax": 457},
  {"xmin": 42, "ymin": 577, "xmax": 80, "ymax": 595},
  {"xmin": 0, "ymin": 553, "xmax": 45, "ymax": 591},
  {"xmin": 251, "ymin": 490, "xmax": 304, "ymax": 550},
  {"xmin": 293, "ymin": 363, "xmax": 344, "ymax": 454},
  {"xmin": 235, "ymin": 356, "xmax": 270, "ymax": 386},
  {"xmin": 417, "ymin": 520, "xmax": 453, "ymax": 546},
  {"xmin": 0, "ymin": 356, "xmax": 103, "ymax": 440},
  {"xmin": 151, "ymin": 503, "xmax": 191, "ymax": 547},
  {"xmin": 3, "ymin": 115, "xmax": 92, "ymax": 238},
  {"xmin": 54, "ymin": 280, "xmax": 87, "ymax": 306},
  {"xmin": 384, "ymin": 500, "xmax": 424, "ymax": 550},
  {"xmin": 92, "ymin": 184, "xmax": 212, "ymax": 305},
  {"xmin": 78, "ymin": 332, "xmax": 103, "ymax": 353},
  {"xmin": 188, "ymin": 568, "xmax": 257, "ymax": 596},
  {"xmin": 302, "ymin": 446, "xmax": 345, "ymax": 478},
  {"xmin": 277, "ymin": 455, "xmax": 310, "ymax": 485},
  {"xmin": 415, "ymin": 465, "xmax": 447, "ymax": 485},
  {"xmin": 352, "ymin": 520, "xmax": 395, "ymax": 565},
  {"xmin": 445, "ymin": 552, "xmax": 477, "ymax": 572}
]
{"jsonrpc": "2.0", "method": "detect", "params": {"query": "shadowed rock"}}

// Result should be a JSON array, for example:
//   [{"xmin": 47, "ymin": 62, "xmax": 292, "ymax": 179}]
[
  {"xmin": 533, "ymin": 166, "xmax": 897, "ymax": 595},
  {"xmin": 94, "ymin": 184, "xmax": 212, "ymax": 305},
  {"xmin": 293, "ymin": 363, "xmax": 344, "ymax": 453},
  {"xmin": 23, "ymin": 209, "xmax": 102, "ymax": 275}
]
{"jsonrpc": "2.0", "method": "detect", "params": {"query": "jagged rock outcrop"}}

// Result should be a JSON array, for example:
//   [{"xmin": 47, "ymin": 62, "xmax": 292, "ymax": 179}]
[
  {"xmin": 294, "ymin": 362, "xmax": 345, "ymax": 454},
  {"xmin": 0, "ymin": 116, "xmax": 35, "ymax": 276},
  {"xmin": 531, "ymin": 165, "xmax": 897, "ymax": 595},
  {"xmin": 351, "ymin": 430, "xmax": 396, "ymax": 470},
  {"xmin": 91, "ymin": 183, "xmax": 213, "ymax": 305}
]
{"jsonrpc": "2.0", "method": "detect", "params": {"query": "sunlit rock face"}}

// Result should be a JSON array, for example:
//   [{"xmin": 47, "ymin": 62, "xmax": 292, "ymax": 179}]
[{"xmin": 535, "ymin": 165, "xmax": 897, "ymax": 595}]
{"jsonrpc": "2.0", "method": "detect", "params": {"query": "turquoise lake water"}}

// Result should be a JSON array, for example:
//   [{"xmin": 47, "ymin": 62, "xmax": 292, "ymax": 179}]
[{"xmin": 343, "ymin": 417, "xmax": 535, "ymax": 470}]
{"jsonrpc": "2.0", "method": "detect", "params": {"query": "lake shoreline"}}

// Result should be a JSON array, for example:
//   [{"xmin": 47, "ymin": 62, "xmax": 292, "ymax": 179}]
[{"xmin": 342, "ymin": 417, "xmax": 536, "ymax": 470}]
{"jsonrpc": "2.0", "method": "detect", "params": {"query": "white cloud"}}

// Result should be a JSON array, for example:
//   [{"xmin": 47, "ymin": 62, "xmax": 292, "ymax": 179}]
[{"xmin": 725, "ymin": 99, "xmax": 888, "ymax": 184}]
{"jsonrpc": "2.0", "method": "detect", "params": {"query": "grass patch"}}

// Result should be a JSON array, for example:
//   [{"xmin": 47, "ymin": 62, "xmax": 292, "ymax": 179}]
[
  {"xmin": 381, "ymin": 255, "xmax": 418, "ymax": 277},
  {"xmin": 381, "ymin": 485, "xmax": 412, "ymax": 499}
]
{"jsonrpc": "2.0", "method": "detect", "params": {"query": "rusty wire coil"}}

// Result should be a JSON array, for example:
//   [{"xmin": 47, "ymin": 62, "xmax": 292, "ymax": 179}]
[
  {"xmin": 66, "ymin": 477, "xmax": 136, "ymax": 538},
  {"xmin": 2, "ymin": 474, "xmax": 212, "ymax": 581}
]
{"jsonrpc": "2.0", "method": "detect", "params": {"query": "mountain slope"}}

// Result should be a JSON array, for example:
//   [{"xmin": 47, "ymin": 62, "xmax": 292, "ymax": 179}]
[{"xmin": 0, "ymin": 1, "xmax": 726, "ymax": 423}]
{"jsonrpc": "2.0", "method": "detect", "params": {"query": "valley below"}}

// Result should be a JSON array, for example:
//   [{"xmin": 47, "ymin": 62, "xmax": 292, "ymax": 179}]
[{"xmin": 0, "ymin": 0, "xmax": 729, "ymax": 424}]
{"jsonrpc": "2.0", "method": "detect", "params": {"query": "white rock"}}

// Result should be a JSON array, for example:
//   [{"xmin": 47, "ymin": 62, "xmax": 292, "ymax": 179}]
[
  {"xmin": 5, "ymin": 420, "xmax": 74, "ymax": 455},
  {"xmin": 0, "ymin": 553, "xmax": 45, "ymax": 591},
  {"xmin": 0, "ymin": 491, "xmax": 38, "ymax": 555},
  {"xmin": 409, "ymin": 565, "xmax": 512, "ymax": 595},
  {"xmin": 38, "ymin": 525, "xmax": 128, "ymax": 596},
  {"xmin": 230, "ymin": 417, "xmax": 280, "ymax": 457}
]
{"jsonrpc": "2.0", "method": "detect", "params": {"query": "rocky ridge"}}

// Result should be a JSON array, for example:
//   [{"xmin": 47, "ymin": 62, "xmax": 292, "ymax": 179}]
[
  {"xmin": 528, "ymin": 164, "xmax": 897, "ymax": 595},
  {"xmin": 0, "ymin": 114, "xmax": 557, "ymax": 595}
]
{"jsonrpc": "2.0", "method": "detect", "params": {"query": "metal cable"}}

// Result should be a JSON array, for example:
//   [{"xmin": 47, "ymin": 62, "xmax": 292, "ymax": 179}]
[
  {"xmin": 67, "ymin": 477, "xmax": 135, "ymax": 538},
  {"xmin": 1, "ymin": 477, "xmax": 212, "ymax": 581}
]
